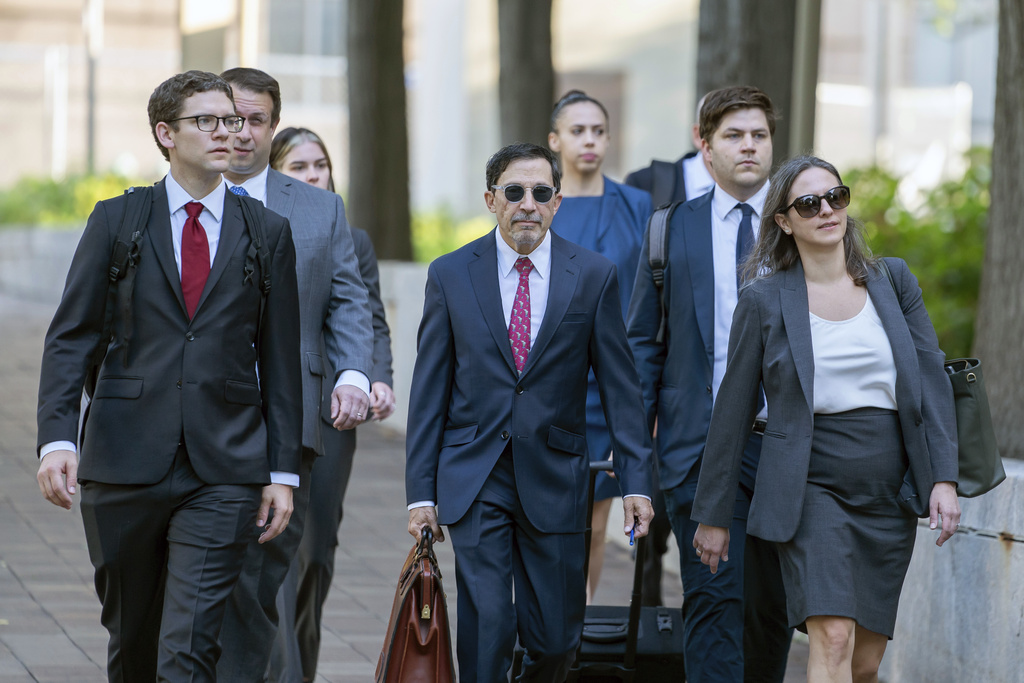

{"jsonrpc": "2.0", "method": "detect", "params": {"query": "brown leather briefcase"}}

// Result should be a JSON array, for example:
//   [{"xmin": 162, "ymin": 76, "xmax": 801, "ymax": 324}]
[{"xmin": 375, "ymin": 528, "xmax": 455, "ymax": 683}]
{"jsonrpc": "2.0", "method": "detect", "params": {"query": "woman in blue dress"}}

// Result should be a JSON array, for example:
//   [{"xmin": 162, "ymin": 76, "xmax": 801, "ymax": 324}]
[{"xmin": 548, "ymin": 90, "xmax": 652, "ymax": 601}]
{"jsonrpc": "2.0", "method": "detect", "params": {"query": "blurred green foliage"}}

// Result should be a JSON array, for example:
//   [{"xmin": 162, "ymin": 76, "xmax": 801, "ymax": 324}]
[
  {"xmin": 411, "ymin": 206, "xmax": 493, "ymax": 263},
  {"xmin": 847, "ymin": 147, "xmax": 990, "ymax": 358},
  {"xmin": 0, "ymin": 174, "xmax": 143, "ymax": 227}
]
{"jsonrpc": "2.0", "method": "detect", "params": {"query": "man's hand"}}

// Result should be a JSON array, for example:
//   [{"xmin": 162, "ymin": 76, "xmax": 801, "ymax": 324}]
[
  {"xmin": 331, "ymin": 384, "xmax": 371, "ymax": 430},
  {"xmin": 408, "ymin": 506, "xmax": 444, "ymax": 543},
  {"xmin": 929, "ymin": 481, "xmax": 961, "ymax": 547},
  {"xmin": 693, "ymin": 523, "xmax": 730, "ymax": 574},
  {"xmin": 257, "ymin": 483, "xmax": 293, "ymax": 544},
  {"xmin": 37, "ymin": 450, "xmax": 78, "ymax": 509},
  {"xmin": 623, "ymin": 496, "xmax": 655, "ymax": 539},
  {"xmin": 369, "ymin": 382, "xmax": 396, "ymax": 422}
]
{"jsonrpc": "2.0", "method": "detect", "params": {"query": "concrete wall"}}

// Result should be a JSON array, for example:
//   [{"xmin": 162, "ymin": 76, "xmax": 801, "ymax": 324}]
[{"xmin": 879, "ymin": 459, "xmax": 1024, "ymax": 683}]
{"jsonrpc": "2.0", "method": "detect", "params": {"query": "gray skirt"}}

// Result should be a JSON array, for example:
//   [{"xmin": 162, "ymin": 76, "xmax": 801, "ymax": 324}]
[{"xmin": 777, "ymin": 408, "xmax": 917, "ymax": 638}]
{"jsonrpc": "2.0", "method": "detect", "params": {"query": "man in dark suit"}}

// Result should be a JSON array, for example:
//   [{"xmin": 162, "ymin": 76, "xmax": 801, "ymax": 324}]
[
  {"xmin": 624, "ymin": 94, "xmax": 716, "ymax": 207},
  {"xmin": 627, "ymin": 86, "xmax": 791, "ymax": 682},
  {"xmin": 212, "ymin": 67, "xmax": 374, "ymax": 683},
  {"xmin": 35, "ymin": 70, "xmax": 303, "ymax": 682},
  {"xmin": 406, "ymin": 143, "xmax": 655, "ymax": 683}
]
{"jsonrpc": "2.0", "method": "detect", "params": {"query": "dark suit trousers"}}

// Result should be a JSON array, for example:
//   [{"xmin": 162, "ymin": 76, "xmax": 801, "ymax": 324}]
[
  {"xmin": 665, "ymin": 433, "xmax": 790, "ymax": 683},
  {"xmin": 446, "ymin": 449, "xmax": 586, "ymax": 683},
  {"xmin": 216, "ymin": 448, "xmax": 317, "ymax": 683},
  {"xmin": 79, "ymin": 445, "xmax": 261, "ymax": 683},
  {"xmin": 268, "ymin": 425, "xmax": 356, "ymax": 681}
]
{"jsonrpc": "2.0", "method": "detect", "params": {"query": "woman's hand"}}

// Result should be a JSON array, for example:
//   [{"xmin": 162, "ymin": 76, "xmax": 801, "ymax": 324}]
[
  {"xmin": 693, "ymin": 523, "xmax": 730, "ymax": 574},
  {"xmin": 929, "ymin": 481, "xmax": 960, "ymax": 547}
]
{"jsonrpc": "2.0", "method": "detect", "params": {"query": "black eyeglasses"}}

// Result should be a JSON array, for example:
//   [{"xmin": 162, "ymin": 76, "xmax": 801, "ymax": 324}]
[
  {"xmin": 491, "ymin": 184, "xmax": 556, "ymax": 204},
  {"xmin": 780, "ymin": 185, "xmax": 851, "ymax": 218},
  {"xmin": 166, "ymin": 115, "xmax": 246, "ymax": 134}
]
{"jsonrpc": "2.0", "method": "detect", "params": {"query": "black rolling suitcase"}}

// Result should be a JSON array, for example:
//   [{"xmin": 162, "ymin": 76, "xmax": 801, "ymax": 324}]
[{"xmin": 565, "ymin": 461, "xmax": 687, "ymax": 682}]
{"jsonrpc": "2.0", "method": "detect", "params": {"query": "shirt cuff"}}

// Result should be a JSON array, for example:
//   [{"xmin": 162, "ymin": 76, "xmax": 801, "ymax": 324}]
[
  {"xmin": 40, "ymin": 441, "xmax": 77, "ymax": 460},
  {"xmin": 334, "ymin": 370, "xmax": 370, "ymax": 397},
  {"xmin": 623, "ymin": 494, "xmax": 652, "ymax": 502},
  {"xmin": 408, "ymin": 501, "xmax": 435, "ymax": 510},
  {"xmin": 270, "ymin": 471, "xmax": 300, "ymax": 488}
]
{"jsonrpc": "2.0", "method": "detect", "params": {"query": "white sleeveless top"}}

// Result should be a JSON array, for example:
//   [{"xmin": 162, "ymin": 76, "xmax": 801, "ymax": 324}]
[{"xmin": 809, "ymin": 292, "xmax": 898, "ymax": 414}]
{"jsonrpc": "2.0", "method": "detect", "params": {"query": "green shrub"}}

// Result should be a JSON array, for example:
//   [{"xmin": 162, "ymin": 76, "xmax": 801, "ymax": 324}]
[
  {"xmin": 411, "ymin": 206, "xmax": 492, "ymax": 263},
  {"xmin": 0, "ymin": 174, "xmax": 144, "ymax": 227},
  {"xmin": 847, "ymin": 147, "xmax": 989, "ymax": 358}
]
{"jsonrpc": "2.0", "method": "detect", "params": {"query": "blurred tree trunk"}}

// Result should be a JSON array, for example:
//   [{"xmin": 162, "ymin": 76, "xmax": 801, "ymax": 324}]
[
  {"xmin": 497, "ymin": 0, "xmax": 554, "ymax": 146},
  {"xmin": 348, "ymin": 0, "xmax": 412, "ymax": 260},
  {"xmin": 696, "ymin": 0, "xmax": 821, "ymax": 161},
  {"xmin": 974, "ymin": 0, "xmax": 1024, "ymax": 459}
]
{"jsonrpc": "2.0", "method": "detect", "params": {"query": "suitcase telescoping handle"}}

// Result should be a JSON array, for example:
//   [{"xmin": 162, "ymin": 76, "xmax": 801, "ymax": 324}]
[{"xmin": 585, "ymin": 460, "xmax": 645, "ymax": 669}]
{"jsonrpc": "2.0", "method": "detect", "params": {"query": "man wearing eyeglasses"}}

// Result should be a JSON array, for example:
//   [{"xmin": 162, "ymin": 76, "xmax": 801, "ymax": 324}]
[
  {"xmin": 405, "ymin": 143, "xmax": 654, "ymax": 683},
  {"xmin": 626, "ymin": 85, "xmax": 792, "ymax": 682},
  {"xmin": 35, "ymin": 70, "xmax": 303, "ymax": 682},
  {"xmin": 213, "ymin": 67, "xmax": 374, "ymax": 683}
]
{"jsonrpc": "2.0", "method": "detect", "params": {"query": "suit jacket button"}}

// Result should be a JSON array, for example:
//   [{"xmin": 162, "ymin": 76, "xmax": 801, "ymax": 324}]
[
  {"xmin": 185, "ymin": 332, "xmax": 195, "ymax": 341},
  {"xmin": 706, "ymin": 385, "xmax": 712, "ymax": 394},
  {"xmin": 501, "ymin": 430, "xmax": 510, "ymax": 440},
  {"xmin": 176, "ymin": 379, "xmax": 182, "ymax": 389},
  {"xmin": 515, "ymin": 386, "xmax": 524, "ymax": 395}
]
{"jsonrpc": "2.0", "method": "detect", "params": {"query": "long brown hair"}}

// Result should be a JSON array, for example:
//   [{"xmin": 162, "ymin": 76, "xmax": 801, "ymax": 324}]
[{"xmin": 743, "ymin": 155, "xmax": 875, "ymax": 285}]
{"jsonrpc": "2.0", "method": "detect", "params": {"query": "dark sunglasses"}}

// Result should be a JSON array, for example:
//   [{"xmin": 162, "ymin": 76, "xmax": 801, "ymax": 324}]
[
  {"xmin": 491, "ymin": 184, "xmax": 556, "ymax": 204},
  {"xmin": 780, "ymin": 185, "xmax": 851, "ymax": 219}
]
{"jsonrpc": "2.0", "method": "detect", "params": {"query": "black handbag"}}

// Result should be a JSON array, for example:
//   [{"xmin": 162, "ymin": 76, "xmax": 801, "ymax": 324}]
[
  {"xmin": 878, "ymin": 260, "xmax": 1004, "ymax": 499},
  {"xmin": 943, "ymin": 358, "xmax": 1005, "ymax": 497}
]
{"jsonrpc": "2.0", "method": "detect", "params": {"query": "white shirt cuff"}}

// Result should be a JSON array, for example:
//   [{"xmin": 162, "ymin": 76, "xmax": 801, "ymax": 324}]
[
  {"xmin": 623, "ymin": 494, "xmax": 652, "ymax": 502},
  {"xmin": 408, "ymin": 501, "xmax": 435, "ymax": 510},
  {"xmin": 334, "ymin": 370, "xmax": 370, "ymax": 397},
  {"xmin": 40, "ymin": 441, "xmax": 77, "ymax": 460},
  {"xmin": 270, "ymin": 471, "xmax": 300, "ymax": 488}
]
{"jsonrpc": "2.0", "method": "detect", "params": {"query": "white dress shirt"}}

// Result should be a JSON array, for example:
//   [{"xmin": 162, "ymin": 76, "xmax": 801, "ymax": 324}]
[
  {"xmin": 682, "ymin": 152, "xmax": 716, "ymax": 201},
  {"xmin": 710, "ymin": 182, "xmax": 769, "ymax": 419}
]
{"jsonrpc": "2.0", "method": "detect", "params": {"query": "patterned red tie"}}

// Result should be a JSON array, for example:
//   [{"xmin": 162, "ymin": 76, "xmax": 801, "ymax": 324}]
[
  {"xmin": 181, "ymin": 201, "xmax": 210, "ymax": 319},
  {"xmin": 509, "ymin": 257, "xmax": 534, "ymax": 373}
]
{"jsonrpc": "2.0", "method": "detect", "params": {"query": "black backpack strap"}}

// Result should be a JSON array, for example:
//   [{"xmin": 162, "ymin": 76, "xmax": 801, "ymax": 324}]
[
  {"xmin": 236, "ymin": 195, "xmax": 272, "ymax": 356},
  {"xmin": 647, "ymin": 201, "xmax": 680, "ymax": 343},
  {"xmin": 650, "ymin": 159, "xmax": 679, "ymax": 208}
]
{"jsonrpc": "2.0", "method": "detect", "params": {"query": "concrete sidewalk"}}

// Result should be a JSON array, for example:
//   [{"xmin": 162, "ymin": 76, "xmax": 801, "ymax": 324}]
[{"xmin": 0, "ymin": 293, "xmax": 806, "ymax": 682}]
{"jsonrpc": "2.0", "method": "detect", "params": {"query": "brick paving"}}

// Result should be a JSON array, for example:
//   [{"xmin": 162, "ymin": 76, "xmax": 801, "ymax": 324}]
[{"xmin": 0, "ymin": 292, "xmax": 806, "ymax": 682}]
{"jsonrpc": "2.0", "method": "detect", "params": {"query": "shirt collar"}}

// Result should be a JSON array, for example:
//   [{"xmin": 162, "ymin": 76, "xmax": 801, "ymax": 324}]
[
  {"xmin": 165, "ymin": 171, "xmax": 226, "ymax": 222},
  {"xmin": 711, "ymin": 180, "xmax": 770, "ymax": 222},
  {"xmin": 223, "ymin": 165, "xmax": 270, "ymax": 204},
  {"xmin": 495, "ymin": 227, "xmax": 551, "ymax": 278}
]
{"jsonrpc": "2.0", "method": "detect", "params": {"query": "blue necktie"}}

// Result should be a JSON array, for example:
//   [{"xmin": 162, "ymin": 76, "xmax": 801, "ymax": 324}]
[
  {"xmin": 229, "ymin": 185, "xmax": 249, "ymax": 197},
  {"xmin": 736, "ymin": 203, "xmax": 755, "ymax": 288}
]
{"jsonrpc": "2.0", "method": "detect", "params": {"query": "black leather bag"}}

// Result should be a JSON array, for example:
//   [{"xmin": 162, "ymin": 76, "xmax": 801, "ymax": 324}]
[{"xmin": 943, "ymin": 358, "xmax": 1004, "ymax": 497}]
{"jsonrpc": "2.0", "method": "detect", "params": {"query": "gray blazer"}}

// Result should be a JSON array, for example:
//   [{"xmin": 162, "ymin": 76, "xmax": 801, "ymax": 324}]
[
  {"xmin": 266, "ymin": 169, "xmax": 373, "ymax": 455},
  {"xmin": 692, "ymin": 257, "xmax": 958, "ymax": 542}
]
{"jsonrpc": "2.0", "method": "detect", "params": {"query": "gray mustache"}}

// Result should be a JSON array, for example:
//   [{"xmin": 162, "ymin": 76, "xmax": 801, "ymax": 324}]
[{"xmin": 512, "ymin": 212, "xmax": 542, "ymax": 224}]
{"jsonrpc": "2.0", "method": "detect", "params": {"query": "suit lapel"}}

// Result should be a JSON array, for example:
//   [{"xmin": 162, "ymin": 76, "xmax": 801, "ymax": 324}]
[
  {"xmin": 194, "ymin": 191, "xmax": 246, "ymax": 317},
  {"xmin": 147, "ymin": 180, "xmax": 189, "ymax": 317},
  {"xmin": 780, "ymin": 263, "xmax": 815, "ymax": 414},
  {"xmin": 866, "ymin": 262, "xmax": 922, "ymax": 410},
  {"xmin": 265, "ymin": 169, "xmax": 296, "ymax": 218},
  {"xmin": 522, "ymin": 234, "xmax": 579, "ymax": 377},
  {"xmin": 469, "ymin": 236, "xmax": 518, "ymax": 376},
  {"xmin": 682, "ymin": 195, "xmax": 716, "ymax": 369}
]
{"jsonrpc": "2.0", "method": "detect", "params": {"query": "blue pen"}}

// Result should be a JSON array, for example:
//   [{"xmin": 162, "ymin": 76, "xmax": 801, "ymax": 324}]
[{"xmin": 629, "ymin": 526, "xmax": 635, "ymax": 546}]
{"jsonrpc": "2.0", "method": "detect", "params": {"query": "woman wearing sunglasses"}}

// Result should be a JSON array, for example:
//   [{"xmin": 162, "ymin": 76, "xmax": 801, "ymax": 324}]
[
  {"xmin": 546, "ymin": 90, "xmax": 652, "ymax": 603},
  {"xmin": 269, "ymin": 126, "xmax": 396, "ymax": 682},
  {"xmin": 691, "ymin": 155, "xmax": 960, "ymax": 682}
]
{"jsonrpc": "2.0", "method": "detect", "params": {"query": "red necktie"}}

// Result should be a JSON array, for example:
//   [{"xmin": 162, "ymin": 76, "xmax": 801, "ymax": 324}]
[
  {"xmin": 509, "ymin": 257, "xmax": 534, "ymax": 373},
  {"xmin": 181, "ymin": 201, "xmax": 210, "ymax": 318}
]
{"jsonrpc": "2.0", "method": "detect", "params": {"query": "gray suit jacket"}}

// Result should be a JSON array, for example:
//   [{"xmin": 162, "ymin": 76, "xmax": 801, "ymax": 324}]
[
  {"xmin": 692, "ymin": 257, "xmax": 958, "ymax": 541},
  {"xmin": 265, "ymin": 169, "xmax": 373, "ymax": 455}
]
